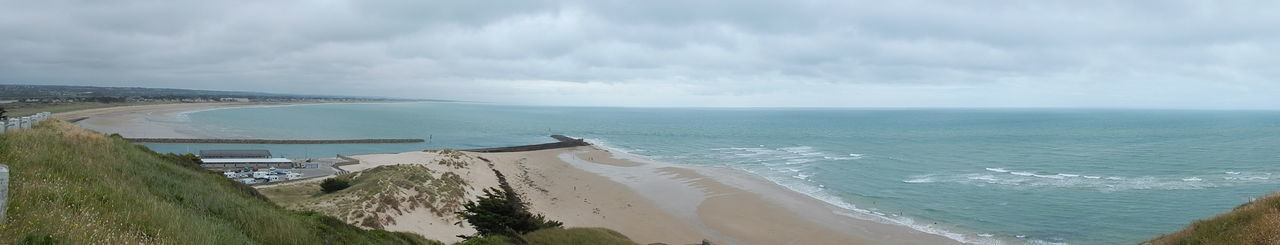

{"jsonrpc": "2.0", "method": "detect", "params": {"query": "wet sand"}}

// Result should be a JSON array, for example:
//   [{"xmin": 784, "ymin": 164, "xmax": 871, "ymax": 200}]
[
  {"xmin": 490, "ymin": 147, "xmax": 962, "ymax": 245},
  {"xmin": 56, "ymin": 103, "xmax": 248, "ymax": 138}
]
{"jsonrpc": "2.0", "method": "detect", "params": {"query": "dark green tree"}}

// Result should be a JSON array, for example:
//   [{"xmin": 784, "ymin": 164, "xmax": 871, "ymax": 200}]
[
  {"xmin": 0, "ymin": 106, "xmax": 7, "ymax": 120},
  {"xmin": 457, "ymin": 188, "xmax": 562, "ymax": 240},
  {"xmin": 320, "ymin": 177, "xmax": 351, "ymax": 193}
]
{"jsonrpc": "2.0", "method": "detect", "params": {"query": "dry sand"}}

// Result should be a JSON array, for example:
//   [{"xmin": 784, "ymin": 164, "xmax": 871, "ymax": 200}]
[
  {"xmin": 338, "ymin": 147, "xmax": 961, "ymax": 245},
  {"xmin": 346, "ymin": 151, "xmax": 506, "ymax": 242},
  {"xmin": 56, "ymin": 103, "xmax": 248, "ymax": 138}
]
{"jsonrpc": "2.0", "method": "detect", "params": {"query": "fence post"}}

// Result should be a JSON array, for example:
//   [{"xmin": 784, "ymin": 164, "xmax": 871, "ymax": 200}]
[{"xmin": 1, "ymin": 163, "xmax": 9, "ymax": 225}]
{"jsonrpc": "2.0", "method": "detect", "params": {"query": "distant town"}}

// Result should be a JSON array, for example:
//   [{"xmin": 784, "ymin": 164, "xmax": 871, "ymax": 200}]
[
  {"xmin": 0, "ymin": 84, "xmax": 445, "ymax": 118},
  {"xmin": 0, "ymin": 84, "xmax": 422, "ymax": 104}
]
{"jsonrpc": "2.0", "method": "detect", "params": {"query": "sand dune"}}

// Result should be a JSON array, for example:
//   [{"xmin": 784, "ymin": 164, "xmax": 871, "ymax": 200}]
[{"xmin": 278, "ymin": 147, "xmax": 961, "ymax": 244}]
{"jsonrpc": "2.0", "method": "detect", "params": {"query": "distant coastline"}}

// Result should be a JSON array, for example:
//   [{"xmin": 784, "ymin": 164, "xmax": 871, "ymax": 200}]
[
  {"xmin": 58, "ymin": 101, "xmax": 420, "ymax": 138},
  {"xmin": 125, "ymin": 138, "xmax": 425, "ymax": 144}
]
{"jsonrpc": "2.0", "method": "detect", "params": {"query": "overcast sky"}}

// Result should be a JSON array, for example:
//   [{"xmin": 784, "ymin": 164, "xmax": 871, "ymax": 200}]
[{"xmin": 2, "ymin": 0, "xmax": 1277, "ymax": 108}]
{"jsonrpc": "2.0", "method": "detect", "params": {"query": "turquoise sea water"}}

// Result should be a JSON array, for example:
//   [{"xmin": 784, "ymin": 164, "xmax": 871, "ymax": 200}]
[{"xmin": 144, "ymin": 102, "xmax": 1280, "ymax": 244}]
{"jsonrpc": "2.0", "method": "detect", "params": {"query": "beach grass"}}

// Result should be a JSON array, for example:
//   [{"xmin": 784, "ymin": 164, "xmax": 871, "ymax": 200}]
[
  {"xmin": 263, "ymin": 164, "xmax": 471, "ymax": 229},
  {"xmin": 1147, "ymin": 193, "xmax": 1280, "ymax": 245},
  {"xmin": 0, "ymin": 120, "xmax": 441, "ymax": 244}
]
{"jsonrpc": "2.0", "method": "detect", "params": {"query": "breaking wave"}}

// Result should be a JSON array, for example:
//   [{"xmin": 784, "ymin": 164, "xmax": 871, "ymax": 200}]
[{"xmin": 905, "ymin": 168, "xmax": 1277, "ymax": 192}]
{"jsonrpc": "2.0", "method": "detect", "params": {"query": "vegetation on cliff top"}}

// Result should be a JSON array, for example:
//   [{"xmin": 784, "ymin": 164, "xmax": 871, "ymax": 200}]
[
  {"xmin": 0, "ymin": 120, "xmax": 440, "ymax": 244},
  {"xmin": 1147, "ymin": 193, "xmax": 1280, "ymax": 245}
]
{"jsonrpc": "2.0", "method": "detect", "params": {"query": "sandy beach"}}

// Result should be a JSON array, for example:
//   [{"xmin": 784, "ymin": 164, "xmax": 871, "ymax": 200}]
[
  {"xmin": 58, "ymin": 104, "xmax": 964, "ymax": 244},
  {"xmin": 55, "ymin": 102, "xmax": 249, "ymax": 138},
  {"xmin": 486, "ymin": 147, "xmax": 960, "ymax": 244},
  {"xmin": 315, "ymin": 146, "xmax": 960, "ymax": 244}
]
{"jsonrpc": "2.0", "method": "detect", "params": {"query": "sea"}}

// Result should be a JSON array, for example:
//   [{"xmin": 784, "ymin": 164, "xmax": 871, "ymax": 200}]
[{"xmin": 142, "ymin": 102, "xmax": 1280, "ymax": 244}]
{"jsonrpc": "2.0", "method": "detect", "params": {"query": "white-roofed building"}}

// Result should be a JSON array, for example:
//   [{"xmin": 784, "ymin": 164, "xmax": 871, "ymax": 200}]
[{"xmin": 201, "ymin": 158, "xmax": 295, "ymax": 169}]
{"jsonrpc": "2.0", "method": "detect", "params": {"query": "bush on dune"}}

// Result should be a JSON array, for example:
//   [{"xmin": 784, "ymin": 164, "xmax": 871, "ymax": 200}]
[
  {"xmin": 321, "ymin": 177, "xmax": 352, "ymax": 193},
  {"xmin": 455, "ymin": 187, "xmax": 641, "ymax": 245},
  {"xmin": 457, "ymin": 187, "xmax": 563, "ymax": 239}
]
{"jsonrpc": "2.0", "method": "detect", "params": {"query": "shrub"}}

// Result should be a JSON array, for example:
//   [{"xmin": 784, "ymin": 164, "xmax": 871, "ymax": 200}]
[
  {"xmin": 456, "ymin": 235, "xmax": 517, "ymax": 245},
  {"xmin": 522, "ymin": 228, "xmax": 637, "ymax": 245},
  {"xmin": 457, "ymin": 188, "xmax": 562, "ymax": 238},
  {"xmin": 19, "ymin": 233, "xmax": 57, "ymax": 245},
  {"xmin": 321, "ymin": 177, "xmax": 352, "ymax": 193}
]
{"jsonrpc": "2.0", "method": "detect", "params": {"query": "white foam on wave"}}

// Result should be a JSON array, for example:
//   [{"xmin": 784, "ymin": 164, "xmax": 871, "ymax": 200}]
[
  {"xmin": 828, "ymin": 208, "xmax": 1006, "ymax": 245},
  {"xmin": 794, "ymin": 172, "xmax": 812, "ymax": 180},
  {"xmin": 904, "ymin": 176, "xmax": 937, "ymax": 183},
  {"xmin": 906, "ymin": 168, "xmax": 1280, "ymax": 192},
  {"xmin": 580, "ymin": 138, "xmax": 664, "ymax": 164},
  {"xmin": 723, "ymin": 168, "xmax": 992, "ymax": 244},
  {"xmin": 967, "ymin": 175, "xmax": 999, "ymax": 182},
  {"xmin": 1027, "ymin": 240, "xmax": 1070, "ymax": 245},
  {"xmin": 1033, "ymin": 174, "xmax": 1065, "ymax": 179},
  {"xmin": 1224, "ymin": 176, "xmax": 1270, "ymax": 181},
  {"xmin": 710, "ymin": 145, "xmax": 866, "ymax": 168},
  {"xmin": 672, "ymin": 145, "xmax": 1007, "ymax": 244},
  {"xmin": 590, "ymin": 142, "xmax": 1008, "ymax": 245},
  {"xmin": 824, "ymin": 153, "xmax": 865, "ymax": 160}
]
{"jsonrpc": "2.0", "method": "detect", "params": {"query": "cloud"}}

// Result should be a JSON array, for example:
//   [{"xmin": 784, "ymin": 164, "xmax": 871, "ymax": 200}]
[{"xmin": 1, "ymin": 0, "xmax": 1278, "ymax": 108}]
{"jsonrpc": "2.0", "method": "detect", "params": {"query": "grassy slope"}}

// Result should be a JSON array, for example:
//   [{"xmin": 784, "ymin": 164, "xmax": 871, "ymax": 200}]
[
  {"xmin": 455, "ymin": 228, "xmax": 637, "ymax": 245},
  {"xmin": 522, "ymin": 228, "xmax": 637, "ymax": 245},
  {"xmin": 0, "ymin": 120, "xmax": 441, "ymax": 244},
  {"xmin": 1147, "ymin": 193, "xmax": 1280, "ymax": 245}
]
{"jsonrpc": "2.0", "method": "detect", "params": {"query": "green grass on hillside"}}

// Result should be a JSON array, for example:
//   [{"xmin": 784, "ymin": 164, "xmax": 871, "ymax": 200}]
[
  {"xmin": 0, "ymin": 121, "xmax": 442, "ymax": 245},
  {"xmin": 521, "ymin": 227, "xmax": 638, "ymax": 245},
  {"xmin": 1146, "ymin": 193, "xmax": 1280, "ymax": 245},
  {"xmin": 455, "ymin": 228, "xmax": 638, "ymax": 245}
]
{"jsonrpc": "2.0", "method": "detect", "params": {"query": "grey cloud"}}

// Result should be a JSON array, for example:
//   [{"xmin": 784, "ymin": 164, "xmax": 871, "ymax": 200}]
[{"xmin": 1, "ymin": 0, "xmax": 1278, "ymax": 108}]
